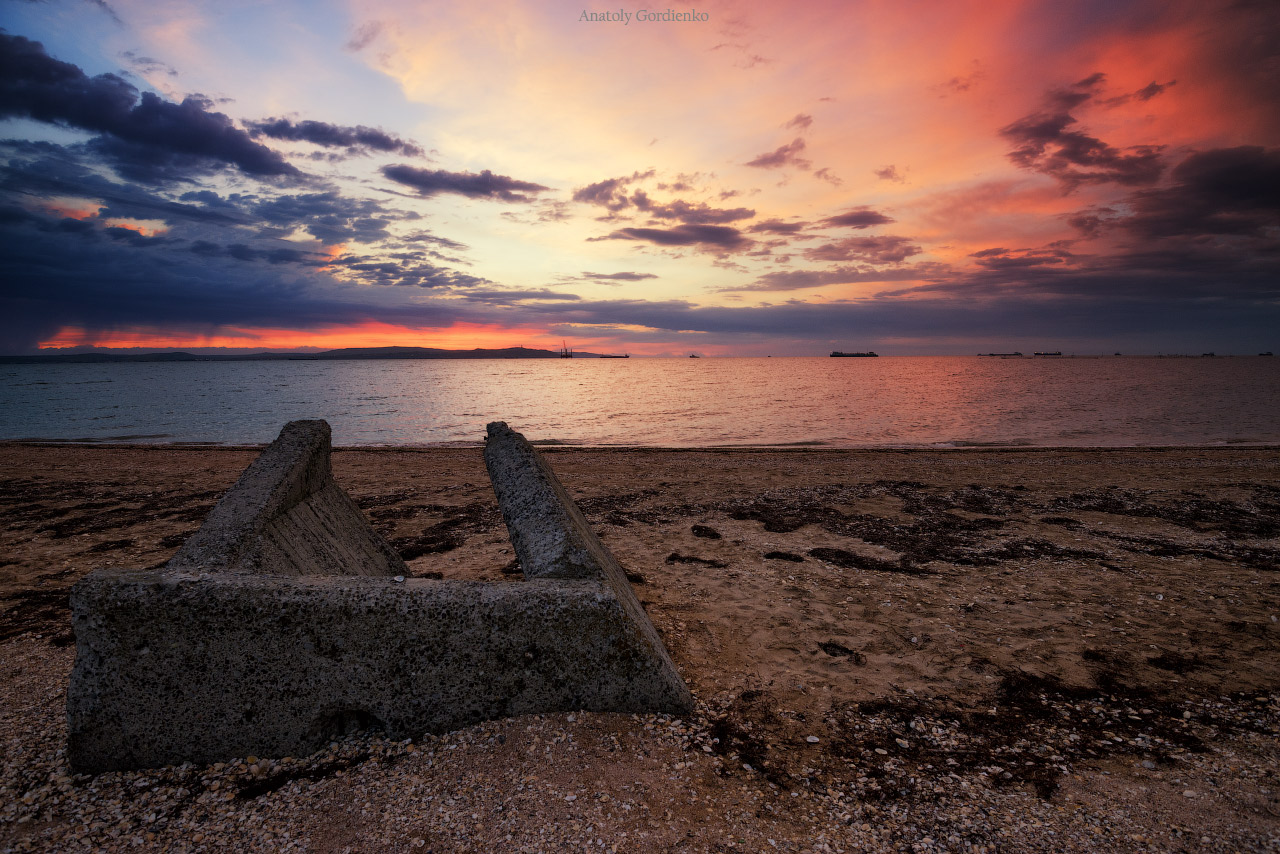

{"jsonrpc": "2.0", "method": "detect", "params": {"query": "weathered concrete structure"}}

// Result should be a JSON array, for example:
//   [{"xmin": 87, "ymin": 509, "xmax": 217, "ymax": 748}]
[{"xmin": 67, "ymin": 420, "xmax": 691, "ymax": 774}]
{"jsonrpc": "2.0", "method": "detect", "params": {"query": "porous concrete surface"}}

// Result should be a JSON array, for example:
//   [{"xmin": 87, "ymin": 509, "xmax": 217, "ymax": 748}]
[
  {"xmin": 67, "ymin": 571, "xmax": 692, "ymax": 774},
  {"xmin": 484, "ymin": 421, "xmax": 612, "ymax": 581},
  {"xmin": 165, "ymin": 420, "xmax": 406, "ymax": 578},
  {"xmin": 484, "ymin": 421, "xmax": 692, "ymax": 711},
  {"xmin": 68, "ymin": 420, "xmax": 688, "ymax": 773}
]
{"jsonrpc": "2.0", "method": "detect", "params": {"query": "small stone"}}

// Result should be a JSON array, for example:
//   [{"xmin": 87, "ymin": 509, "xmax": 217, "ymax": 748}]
[
  {"xmin": 565, "ymin": 794, "xmax": 576, "ymax": 801},
  {"xmin": 1183, "ymin": 790, "xmax": 1196, "ymax": 798},
  {"xmin": 393, "ymin": 575, "xmax": 405, "ymax": 583},
  {"xmin": 896, "ymin": 738, "xmax": 909, "ymax": 749},
  {"xmin": 1183, "ymin": 711, "xmax": 1192, "ymax": 719},
  {"xmin": 1141, "ymin": 761, "xmax": 1156, "ymax": 770},
  {"xmin": 806, "ymin": 736, "xmax": 820, "ymax": 744},
  {"xmin": 875, "ymin": 748, "xmax": 889, "ymax": 755}
]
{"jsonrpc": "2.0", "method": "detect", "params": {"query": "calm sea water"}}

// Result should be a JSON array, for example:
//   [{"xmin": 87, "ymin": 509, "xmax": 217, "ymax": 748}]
[{"xmin": 0, "ymin": 357, "xmax": 1277, "ymax": 447}]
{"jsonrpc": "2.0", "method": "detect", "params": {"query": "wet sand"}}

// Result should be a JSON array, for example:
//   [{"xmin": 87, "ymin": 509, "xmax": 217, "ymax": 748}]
[{"xmin": 1, "ymin": 444, "xmax": 1278, "ymax": 852}]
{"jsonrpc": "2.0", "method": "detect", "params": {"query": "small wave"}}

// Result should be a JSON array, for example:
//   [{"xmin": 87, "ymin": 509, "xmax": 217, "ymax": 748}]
[
  {"xmin": 760, "ymin": 440, "xmax": 830, "ymax": 447},
  {"xmin": 942, "ymin": 439, "xmax": 1035, "ymax": 448}
]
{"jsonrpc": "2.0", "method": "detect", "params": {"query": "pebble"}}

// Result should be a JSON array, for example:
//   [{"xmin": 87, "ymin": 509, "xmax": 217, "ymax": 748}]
[{"xmin": 806, "ymin": 736, "xmax": 820, "ymax": 744}]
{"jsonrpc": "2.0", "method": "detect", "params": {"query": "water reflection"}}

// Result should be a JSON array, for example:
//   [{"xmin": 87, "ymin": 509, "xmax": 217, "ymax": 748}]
[{"xmin": 0, "ymin": 357, "xmax": 1276, "ymax": 446}]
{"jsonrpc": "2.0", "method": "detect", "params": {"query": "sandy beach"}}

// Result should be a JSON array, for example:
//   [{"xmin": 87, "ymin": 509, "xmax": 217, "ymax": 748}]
[{"xmin": 1, "ymin": 443, "xmax": 1278, "ymax": 852}]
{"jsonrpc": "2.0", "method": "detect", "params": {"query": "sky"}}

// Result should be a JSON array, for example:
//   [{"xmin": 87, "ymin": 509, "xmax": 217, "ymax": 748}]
[{"xmin": 0, "ymin": 0, "xmax": 1277, "ymax": 356}]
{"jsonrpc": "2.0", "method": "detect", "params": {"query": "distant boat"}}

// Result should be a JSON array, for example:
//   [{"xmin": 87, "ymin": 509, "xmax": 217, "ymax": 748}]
[
  {"xmin": 1202, "ymin": 352, "xmax": 1215, "ymax": 357},
  {"xmin": 979, "ymin": 352, "xmax": 1023, "ymax": 357},
  {"xmin": 599, "ymin": 354, "xmax": 629, "ymax": 359},
  {"xmin": 559, "ymin": 341, "xmax": 573, "ymax": 358},
  {"xmin": 830, "ymin": 351, "xmax": 878, "ymax": 357},
  {"xmin": 1033, "ymin": 351, "xmax": 1062, "ymax": 356},
  {"xmin": 1261, "ymin": 352, "xmax": 1274, "ymax": 356},
  {"xmin": 689, "ymin": 354, "xmax": 700, "ymax": 358}
]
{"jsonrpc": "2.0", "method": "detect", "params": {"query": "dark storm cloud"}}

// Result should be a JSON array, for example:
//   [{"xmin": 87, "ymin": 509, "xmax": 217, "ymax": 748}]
[
  {"xmin": 724, "ymin": 264, "xmax": 946, "ymax": 292},
  {"xmin": 0, "ymin": 33, "xmax": 297, "ymax": 181},
  {"xmin": 0, "ymin": 195, "xmax": 504, "ymax": 351},
  {"xmin": 336, "ymin": 256, "xmax": 490, "ymax": 290},
  {"xmin": 748, "ymin": 219, "xmax": 808, "ymax": 235},
  {"xmin": 596, "ymin": 224, "xmax": 752, "ymax": 251},
  {"xmin": 804, "ymin": 235, "xmax": 922, "ymax": 264},
  {"xmin": 182, "ymin": 240, "xmax": 325, "ymax": 266},
  {"xmin": 1118, "ymin": 146, "xmax": 1280, "ymax": 240},
  {"xmin": 1000, "ymin": 73, "xmax": 1164, "ymax": 190},
  {"xmin": 580, "ymin": 271, "xmax": 658, "ymax": 282},
  {"xmin": 250, "ymin": 192, "xmax": 404, "ymax": 244},
  {"xmin": 0, "ymin": 143, "xmax": 248, "ymax": 225},
  {"xmin": 380, "ymin": 164, "xmax": 548, "ymax": 201},
  {"xmin": 248, "ymin": 118, "xmax": 423, "ymax": 157},
  {"xmin": 0, "ymin": 213, "xmax": 387, "ymax": 352},
  {"xmin": 819, "ymin": 207, "xmax": 894, "ymax": 229},
  {"xmin": 884, "ymin": 228, "xmax": 1279, "ymax": 305},
  {"xmin": 745, "ymin": 138, "xmax": 810, "ymax": 169}
]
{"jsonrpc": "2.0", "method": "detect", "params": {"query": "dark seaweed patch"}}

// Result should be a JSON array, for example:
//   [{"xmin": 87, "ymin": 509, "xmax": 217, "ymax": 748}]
[
  {"xmin": 808, "ymin": 547, "xmax": 926, "ymax": 575},
  {"xmin": 0, "ymin": 588, "xmax": 72, "ymax": 644},
  {"xmin": 665, "ymin": 552, "xmax": 728, "ymax": 568}
]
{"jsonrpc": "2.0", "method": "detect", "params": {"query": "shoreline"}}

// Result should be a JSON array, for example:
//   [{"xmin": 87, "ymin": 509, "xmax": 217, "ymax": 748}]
[
  {"xmin": 6, "ymin": 440, "xmax": 1280, "ymax": 452},
  {"xmin": 1, "ymin": 444, "xmax": 1277, "ymax": 851}
]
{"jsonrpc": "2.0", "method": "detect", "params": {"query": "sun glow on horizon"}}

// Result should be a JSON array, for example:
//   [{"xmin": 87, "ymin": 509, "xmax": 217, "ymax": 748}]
[{"xmin": 37, "ymin": 321, "xmax": 573, "ymax": 352}]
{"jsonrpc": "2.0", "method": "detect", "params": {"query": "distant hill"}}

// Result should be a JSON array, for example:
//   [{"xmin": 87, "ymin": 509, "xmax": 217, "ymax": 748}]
[{"xmin": 0, "ymin": 346, "xmax": 610, "ymax": 363}]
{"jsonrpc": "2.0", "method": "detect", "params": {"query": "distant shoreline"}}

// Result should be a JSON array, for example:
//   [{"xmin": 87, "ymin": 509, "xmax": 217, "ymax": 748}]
[
  {"xmin": 0, "ymin": 345, "xmax": 607, "ymax": 364},
  {"xmin": 2, "ymin": 349, "xmax": 1275, "ymax": 363}
]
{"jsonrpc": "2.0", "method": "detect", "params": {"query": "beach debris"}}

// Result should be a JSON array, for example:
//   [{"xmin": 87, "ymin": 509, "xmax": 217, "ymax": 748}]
[
  {"xmin": 67, "ymin": 420, "xmax": 691, "ymax": 773},
  {"xmin": 691, "ymin": 524, "xmax": 722, "ymax": 539}
]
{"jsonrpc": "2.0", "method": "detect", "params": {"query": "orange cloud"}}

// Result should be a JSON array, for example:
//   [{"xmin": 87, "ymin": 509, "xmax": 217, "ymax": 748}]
[
  {"xmin": 42, "ymin": 199, "xmax": 102, "ymax": 220},
  {"xmin": 102, "ymin": 219, "xmax": 169, "ymax": 237}
]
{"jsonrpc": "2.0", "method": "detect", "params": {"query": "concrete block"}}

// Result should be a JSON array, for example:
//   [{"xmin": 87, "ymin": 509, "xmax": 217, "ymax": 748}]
[
  {"xmin": 67, "ymin": 420, "xmax": 692, "ymax": 774},
  {"xmin": 68, "ymin": 572, "xmax": 690, "ymax": 772},
  {"xmin": 166, "ymin": 419, "xmax": 406, "ymax": 578},
  {"xmin": 484, "ymin": 420, "xmax": 691, "ymax": 711}
]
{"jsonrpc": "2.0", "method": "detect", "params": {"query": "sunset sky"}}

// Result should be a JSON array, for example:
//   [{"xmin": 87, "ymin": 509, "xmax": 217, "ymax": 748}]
[{"xmin": 1, "ymin": 0, "xmax": 1277, "ymax": 355}]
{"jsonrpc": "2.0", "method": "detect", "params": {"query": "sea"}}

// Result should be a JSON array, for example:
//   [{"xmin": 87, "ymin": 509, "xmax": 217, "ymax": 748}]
[{"xmin": 1, "ymin": 356, "xmax": 1278, "ymax": 448}]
